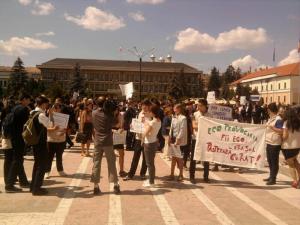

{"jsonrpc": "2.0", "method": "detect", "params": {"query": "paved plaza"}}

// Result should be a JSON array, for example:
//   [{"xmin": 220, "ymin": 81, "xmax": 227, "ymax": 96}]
[{"xmin": 0, "ymin": 144, "xmax": 299, "ymax": 225}]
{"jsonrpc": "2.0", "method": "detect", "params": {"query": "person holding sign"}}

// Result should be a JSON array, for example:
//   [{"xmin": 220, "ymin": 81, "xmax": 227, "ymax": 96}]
[
  {"xmin": 168, "ymin": 104, "xmax": 188, "ymax": 182},
  {"xmin": 142, "ymin": 105, "xmax": 162, "ymax": 187},
  {"xmin": 265, "ymin": 103, "xmax": 283, "ymax": 185},
  {"xmin": 45, "ymin": 103, "xmax": 68, "ymax": 179},
  {"xmin": 190, "ymin": 99, "xmax": 210, "ymax": 183}
]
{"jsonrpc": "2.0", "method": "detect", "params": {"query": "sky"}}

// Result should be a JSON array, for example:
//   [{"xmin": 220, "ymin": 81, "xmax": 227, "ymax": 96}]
[{"xmin": 0, "ymin": 0, "xmax": 299, "ymax": 73}]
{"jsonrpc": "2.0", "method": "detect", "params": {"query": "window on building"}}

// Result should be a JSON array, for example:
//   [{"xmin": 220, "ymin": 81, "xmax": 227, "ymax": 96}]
[
  {"xmin": 278, "ymin": 83, "xmax": 281, "ymax": 90},
  {"xmin": 266, "ymin": 85, "xmax": 268, "ymax": 91},
  {"xmin": 261, "ymin": 85, "xmax": 264, "ymax": 91},
  {"xmin": 284, "ymin": 96, "xmax": 286, "ymax": 103},
  {"xmin": 278, "ymin": 96, "xmax": 280, "ymax": 103},
  {"xmin": 271, "ymin": 84, "xmax": 273, "ymax": 90},
  {"xmin": 270, "ymin": 96, "xmax": 273, "ymax": 102},
  {"xmin": 266, "ymin": 97, "xmax": 268, "ymax": 104},
  {"xmin": 284, "ymin": 82, "xmax": 286, "ymax": 89}
]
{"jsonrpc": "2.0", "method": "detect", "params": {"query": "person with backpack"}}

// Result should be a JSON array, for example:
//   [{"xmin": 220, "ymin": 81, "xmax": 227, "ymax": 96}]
[
  {"xmin": 28, "ymin": 96, "xmax": 58, "ymax": 196},
  {"xmin": 4, "ymin": 94, "xmax": 31, "ymax": 193}
]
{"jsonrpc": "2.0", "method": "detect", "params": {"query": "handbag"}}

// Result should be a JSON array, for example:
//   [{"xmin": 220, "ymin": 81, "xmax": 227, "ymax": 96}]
[
  {"xmin": 1, "ymin": 138, "xmax": 13, "ymax": 150},
  {"xmin": 75, "ymin": 132, "xmax": 86, "ymax": 143}
]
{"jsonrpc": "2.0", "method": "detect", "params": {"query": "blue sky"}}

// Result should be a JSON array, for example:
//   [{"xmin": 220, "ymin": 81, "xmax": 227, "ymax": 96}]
[{"xmin": 0, "ymin": 0, "xmax": 299, "ymax": 73}]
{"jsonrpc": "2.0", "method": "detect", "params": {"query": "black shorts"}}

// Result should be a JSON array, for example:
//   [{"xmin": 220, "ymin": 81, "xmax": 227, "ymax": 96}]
[
  {"xmin": 282, "ymin": 149, "xmax": 300, "ymax": 160},
  {"xmin": 114, "ymin": 144, "xmax": 124, "ymax": 150}
]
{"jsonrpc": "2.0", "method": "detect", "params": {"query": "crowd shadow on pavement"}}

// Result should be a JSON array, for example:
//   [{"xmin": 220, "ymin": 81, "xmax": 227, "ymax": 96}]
[{"xmin": 210, "ymin": 179, "xmax": 292, "ymax": 190}]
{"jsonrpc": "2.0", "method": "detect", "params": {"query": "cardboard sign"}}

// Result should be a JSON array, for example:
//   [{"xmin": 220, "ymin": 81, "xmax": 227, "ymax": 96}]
[
  {"xmin": 119, "ymin": 82, "xmax": 134, "ymax": 100},
  {"xmin": 240, "ymin": 96, "xmax": 247, "ymax": 105},
  {"xmin": 130, "ymin": 118, "xmax": 145, "ymax": 134},
  {"xmin": 207, "ymin": 91, "xmax": 216, "ymax": 104},
  {"xmin": 208, "ymin": 104, "xmax": 232, "ymax": 120},
  {"xmin": 194, "ymin": 117, "xmax": 266, "ymax": 169}
]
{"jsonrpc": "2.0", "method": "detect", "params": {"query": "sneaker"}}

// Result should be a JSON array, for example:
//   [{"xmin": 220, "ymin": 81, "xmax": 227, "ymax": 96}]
[
  {"xmin": 140, "ymin": 175, "xmax": 147, "ymax": 180},
  {"xmin": 190, "ymin": 178, "xmax": 196, "ymax": 184},
  {"xmin": 113, "ymin": 184, "xmax": 121, "ymax": 194},
  {"xmin": 67, "ymin": 143, "xmax": 74, "ymax": 149},
  {"xmin": 266, "ymin": 180, "xmax": 276, "ymax": 185},
  {"xmin": 93, "ymin": 187, "xmax": 101, "ymax": 195},
  {"xmin": 143, "ymin": 180, "xmax": 155, "ymax": 188},
  {"xmin": 119, "ymin": 171, "xmax": 128, "ymax": 178},
  {"xmin": 58, "ymin": 171, "xmax": 67, "ymax": 177},
  {"xmin": 5, "ymin": 186, "xmax": 23, "ymax": 193},
  {"xmin": 123, "ymin": 175, "xmax": 133, "ymax": 181},
  {"xmin": 203, "ymin": 177, "xmax": 210, "ymax": 183},
  {"xmin": 45, "ymin": 172, "xmax": 50, "ymax": 179},
  {"xmin": 32, "ymin": 188, "xmax": 48, "ymax": 196},
  {"xmin": 20, "ymin": 182, "xmax": 30, "ymax": 188}
]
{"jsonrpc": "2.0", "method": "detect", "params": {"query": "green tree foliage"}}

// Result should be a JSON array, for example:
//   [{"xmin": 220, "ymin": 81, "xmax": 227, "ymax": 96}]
[
  {"xmin": 46, "ymin": 80, "xmax": 66, "ymax": 102},
  {"xmin": 69, "ymin": 63, "xmax": 85, "ymax": 95},
  {"xmin": 208, "ymin": 67, "xmax": 221, "ymax": 97},
  {"xmin": 168, "ymin": 68, "xmax": 190, "ymax": 100},
  {"xmin": 25, "ymin": 78, "xmax": 46, "ymax": 97},
  {"xmin": 7, "ymin": 57, "xmax": 29, "ymax": 97}
]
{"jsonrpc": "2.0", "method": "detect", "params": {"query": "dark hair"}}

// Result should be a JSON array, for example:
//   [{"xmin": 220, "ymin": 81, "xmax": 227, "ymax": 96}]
[
  {"xmin": 150, "ymin": 105, "xmax": 161, "ymax": 118},
  {"xmin": 267, "ymin": 102, "xmax": 278, "ymax": 113},
  {"xmin": 151, "ymin": 99, "xmax": 161, "ymax": 107},
  {"xmin": 36, "ymin": 96, "xmax": 49, "ymax": 106},
  {"xmin": 103, "ymin": 99, "xmax": 118, "ymax": 115},
  {"xmin": 53, "ymin": 103, "xmax": 62, "ymax": 109},
  {"xmin": 198, "ymin": 99, "xmax": 208, "ymax": 107},
  {"xmin": 284, "ymin": 106, "xmax": 300, "ymax": 132},
  {"xmin": 141, "ymin": 99, "xmax": 152, "ymax": 106},
  {"xmin": 19, "ymin": 93, "xmax": 31, "ymax": 101},
  {"xmin": 96, "ymin": 96, "xmax": 106, "ymax": 108}
]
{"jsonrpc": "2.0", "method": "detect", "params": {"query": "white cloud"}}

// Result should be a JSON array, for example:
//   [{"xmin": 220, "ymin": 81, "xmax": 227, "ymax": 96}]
[
  {"xmin": 174, "ymin": 26, "xmax": 269, "ymax": 53},
  {"xmin": 18, "ymin": 0, "xmax": 32, "ymax": 6},
  {"xmin": 31, "ymin": 0, "xmax": 54, "ymax": 16},
  {"xmin": 278, "ymin": 49, "xmax": 300, "ymax": 66},
  {"xmin": 232, "ymin": 55, "xmax": 260, "ymax": 71},
  {"xmin": 231, "ymin": 55, "xmax": 273, "ymax": 72},
  {"xmin": 35, "ymin": 31, "xmax": 55, "ymax": 37},
  {"xmin": 98, "ymin": 0, "xmax": 107, "ymax": 3},
  {"xmin": 65, "ymin": 6, "xmax": 125, "ymax": 31},
  {"xmin": 126, "ymin": 0, "xmax": 165, "ymax": 4},
  {"xmin": 0, "ymin": 36, "xmax": 56, "ymax": 55},
  {"xmin": 129, "ymin": 12, "xmax": 145, "ymax": 22}
]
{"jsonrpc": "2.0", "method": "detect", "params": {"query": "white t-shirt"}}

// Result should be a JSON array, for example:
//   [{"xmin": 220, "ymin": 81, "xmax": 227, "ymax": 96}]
[
  {"xmin": 144, "ymin": 119, "xmax": 161, "ymax": 144},
  {"xmin": 282, "ymin": 121, "xmax": 300, "ymax": 149}
]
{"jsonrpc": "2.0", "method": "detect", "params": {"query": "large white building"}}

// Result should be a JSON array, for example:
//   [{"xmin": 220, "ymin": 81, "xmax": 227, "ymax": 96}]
[{"xmin": 231, "ymin": 62, "xmax": 300, "ymax": 104}]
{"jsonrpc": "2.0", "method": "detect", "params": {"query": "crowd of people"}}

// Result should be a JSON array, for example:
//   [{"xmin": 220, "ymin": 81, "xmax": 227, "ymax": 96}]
[{"xmin": 1, "ymin": 93, "xmax": 300, "ymax": 196}]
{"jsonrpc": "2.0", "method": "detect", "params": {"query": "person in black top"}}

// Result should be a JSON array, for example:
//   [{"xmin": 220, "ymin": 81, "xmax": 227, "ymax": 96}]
[{"xmin": 5, "ymin": 93, "xmax": 31, "ymax": 193}]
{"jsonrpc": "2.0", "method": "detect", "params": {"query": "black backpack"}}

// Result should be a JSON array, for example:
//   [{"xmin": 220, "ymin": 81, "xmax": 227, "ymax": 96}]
[{"xmin": 2, "ymin": 110, "xmax": 15, "ymax": 138}]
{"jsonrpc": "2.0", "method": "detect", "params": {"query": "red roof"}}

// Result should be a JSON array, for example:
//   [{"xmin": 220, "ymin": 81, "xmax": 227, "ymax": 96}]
[{"xmin": 231, "ymin": 62, "xmax": 300, "ymax": 85}]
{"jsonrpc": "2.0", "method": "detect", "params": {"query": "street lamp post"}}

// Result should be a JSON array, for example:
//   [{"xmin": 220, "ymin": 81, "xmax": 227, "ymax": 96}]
[{"xmin": 127, "ymin": 47, "xmax": 155, "ymax": 101}]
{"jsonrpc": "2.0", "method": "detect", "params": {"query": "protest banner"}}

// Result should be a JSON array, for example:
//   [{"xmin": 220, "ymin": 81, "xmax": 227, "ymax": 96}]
[
  {"xmin": 119, "ymin": 82, "xmax": 134, "ymax": 100},
  {"xmin": 208, "ymin": 104, "xmax": 232, "ymax": 120},
  {"xmin": 130, "ymin": 118, "xmax": 145, "ymax": 134},
  {"xmin": 194, "ymin": 117, "xmax": 266, "ymax": 169},
  {"xmin": 113, "ymin": 130, "xmax": 127, "ymax": 145},
  {"xmin": 207, "ymin": 91, "xmax": 216, "ymax": 104}
]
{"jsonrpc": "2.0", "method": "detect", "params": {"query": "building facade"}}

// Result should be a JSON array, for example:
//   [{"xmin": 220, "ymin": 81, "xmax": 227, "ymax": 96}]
[
  {"xmin": 0, "ymin": 66, "xmax": 41, "ymax": 89},
  {"xmin": 231, "ymin": 62, "xmax": 300, "ymax": 104},
  {"xmin": 37, "ymin": 58, "xmax": 203, "ymax": 97}
]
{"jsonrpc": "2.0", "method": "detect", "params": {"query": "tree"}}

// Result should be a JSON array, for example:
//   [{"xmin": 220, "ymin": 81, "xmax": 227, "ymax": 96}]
[
  {"xmin": 7, "ymin": 57, "xmax": 29, "ymax": 97},
  {"xmin": 235, "ymin": 67, "xmax": 242, "ymax": 81},
  {"xmin": 69, "ymin": 63, "xmax": 85, "ymax": 95},
  {"xmin": 192, "ymin": 74, "xmax": 206, "ymax": 98},
  {"xmin": 46, "ymin": 80, "xmax": 66, "ymax": 102},
  {"xmin": 168, "ymin": 68, "xmax": 190, "ymax": 100},
  {"xmin": 26, "ymin": 78, "xmax": 46, "ymax": 97},
  {"xmin": 208, "ymin": 67, "xmax": 221, "ymax": 97},
  {"xmin": 223, "ymin": 65, "xmax": 236, "ymax": 84}
]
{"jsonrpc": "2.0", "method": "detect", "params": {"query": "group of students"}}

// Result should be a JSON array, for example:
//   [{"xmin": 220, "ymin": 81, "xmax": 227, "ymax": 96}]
[{"xmin": 1, "ymin": 94, "xmax": 300, "ymax": 196}]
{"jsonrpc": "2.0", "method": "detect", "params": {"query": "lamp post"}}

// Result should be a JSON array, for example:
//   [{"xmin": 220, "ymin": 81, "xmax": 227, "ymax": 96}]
[{"xmin": 127, "ymin": 47, "xmax": 155, "ymax": 101}]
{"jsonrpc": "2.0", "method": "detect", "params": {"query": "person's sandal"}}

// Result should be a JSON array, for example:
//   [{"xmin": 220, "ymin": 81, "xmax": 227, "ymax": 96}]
[{"xmin": 177, "ymin": 175, "xmax": 184, "ymax": 182}]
